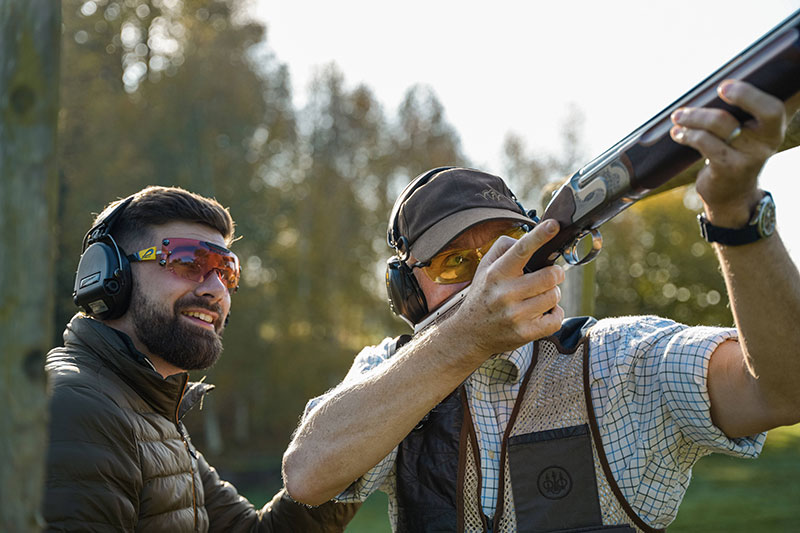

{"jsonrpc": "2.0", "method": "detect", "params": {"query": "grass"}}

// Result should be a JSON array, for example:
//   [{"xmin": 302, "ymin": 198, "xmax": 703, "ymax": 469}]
[
  {"xmin": 343, "ymin": 491, "xmax": 391, "ymax": 533},
  {"xmin": 669, "ymin": 423, "xmax": 800, "ymax": 532},
  {"xmin": 239, "ymin": 425, "xmax": 800, "ymax": 532}
]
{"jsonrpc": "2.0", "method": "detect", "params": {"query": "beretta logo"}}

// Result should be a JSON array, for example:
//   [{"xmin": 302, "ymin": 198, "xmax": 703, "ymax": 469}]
[{"xmin": 538, "ymin": 466, "xmax": 572, "ymax": 499}]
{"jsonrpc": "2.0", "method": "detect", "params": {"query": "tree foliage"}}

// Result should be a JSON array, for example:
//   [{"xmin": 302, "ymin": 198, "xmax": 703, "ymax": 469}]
[
  {"xmin": 501, "ymin": 104, "xmax": 588, "ymax": 212},
  {"xmin": 594, "ymin": 186, "xmax": 733, "ymax": 327}
]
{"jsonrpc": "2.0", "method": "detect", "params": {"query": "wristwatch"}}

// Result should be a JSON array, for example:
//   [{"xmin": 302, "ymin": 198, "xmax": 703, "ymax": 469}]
[{"xmin": 698, "ymin": 191, "xmax": 776, "ymax": 245}]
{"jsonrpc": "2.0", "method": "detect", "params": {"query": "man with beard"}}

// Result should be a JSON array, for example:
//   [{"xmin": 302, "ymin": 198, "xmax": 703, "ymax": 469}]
[{"xmin": 44, "ymin": 186, "xmax": 359, "ymax": 531}]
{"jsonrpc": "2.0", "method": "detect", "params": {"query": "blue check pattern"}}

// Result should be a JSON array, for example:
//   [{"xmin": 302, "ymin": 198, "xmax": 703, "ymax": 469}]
[{"xmin": 304, "ymin": 315, "xmax": 765, "ymax": 528}]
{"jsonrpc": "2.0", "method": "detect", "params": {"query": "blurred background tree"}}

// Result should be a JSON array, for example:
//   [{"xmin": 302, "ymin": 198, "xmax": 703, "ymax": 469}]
[{"xmin": 594, "ymin": 185, "xmax": 733, "ymax": 327}]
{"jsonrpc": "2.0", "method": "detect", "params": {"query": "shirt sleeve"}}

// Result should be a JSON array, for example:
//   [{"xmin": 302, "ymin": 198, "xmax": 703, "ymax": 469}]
[
  {"xmin": 588, "ymin": 316, "xmax": 765, "ymax": 459},
  {"xmin": 301, "ymin": 337, "xmax": 400, "ymax": 503},
  {"xmin": 587, "ymin": 316, "xmax": 767, "ymax": 527},
  {"xmin": 660, "ymin": 324, "xmax": 766, "ymax": 455}
]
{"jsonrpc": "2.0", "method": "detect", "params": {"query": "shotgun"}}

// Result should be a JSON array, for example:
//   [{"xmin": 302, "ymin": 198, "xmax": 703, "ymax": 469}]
[
  {"xmin": 414, "ymin": 9, "xmax": 800, "ymax": 334},
  {"xmin": 525, "ymin": 8, "xmax": 800, "ymax": 273}
]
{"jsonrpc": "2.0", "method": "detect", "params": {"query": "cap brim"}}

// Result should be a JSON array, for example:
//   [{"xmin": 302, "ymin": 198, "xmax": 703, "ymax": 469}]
[{"xmin": 409, "ymin": 207, "xmax": 535, "ymax": 262}]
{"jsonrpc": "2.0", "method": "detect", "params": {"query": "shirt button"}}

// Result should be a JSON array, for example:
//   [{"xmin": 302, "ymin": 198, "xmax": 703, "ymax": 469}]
[
  {"xmin": 476, "ymin": 391, "xmax": 483, "ymax": 400},
  {"xmin": 488, "ymin": 450, "xmax": 495, "ymax": 459}
]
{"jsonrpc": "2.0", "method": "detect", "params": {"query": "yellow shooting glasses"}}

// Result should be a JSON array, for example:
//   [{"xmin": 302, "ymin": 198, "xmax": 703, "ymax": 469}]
[{"xmin": 419, "ymin": 226, "xmax": 527, "ymax": 284}]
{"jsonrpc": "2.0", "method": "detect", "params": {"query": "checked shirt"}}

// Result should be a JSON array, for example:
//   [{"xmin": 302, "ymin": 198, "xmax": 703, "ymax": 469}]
[{"xmin": 303, "ymin": 315, "xmax": 765, "ymax": 529}]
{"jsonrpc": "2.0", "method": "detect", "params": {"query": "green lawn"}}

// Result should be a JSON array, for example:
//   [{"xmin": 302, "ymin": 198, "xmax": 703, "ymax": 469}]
[
  {"xmin": 241, "ymin": 425, "xmax": 800, "ymax": 532},
  {"xmin": 343, "ymin": 491, "xmax": 391, "ymax": 533},
  {"xmin": 669, "ymin": 423, "xmax": 800, "ymax": 532}
]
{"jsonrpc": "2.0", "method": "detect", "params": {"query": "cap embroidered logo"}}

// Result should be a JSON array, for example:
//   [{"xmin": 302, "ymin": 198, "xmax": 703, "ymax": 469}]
[{"xmin": 477, "ymin": 187, "xmax": 507, "ymax": 203}]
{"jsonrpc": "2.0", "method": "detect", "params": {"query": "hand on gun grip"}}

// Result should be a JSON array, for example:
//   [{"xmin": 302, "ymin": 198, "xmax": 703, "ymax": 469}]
[{"xmin": 443, "ymin": 219, "xmax": 566, "ymax": 357}]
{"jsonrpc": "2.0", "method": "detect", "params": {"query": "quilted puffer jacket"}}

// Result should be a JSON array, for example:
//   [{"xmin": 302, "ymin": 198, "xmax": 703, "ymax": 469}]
[{"xmin": 43, "ymin": 315, "xmax": 359, "ymax": 532}]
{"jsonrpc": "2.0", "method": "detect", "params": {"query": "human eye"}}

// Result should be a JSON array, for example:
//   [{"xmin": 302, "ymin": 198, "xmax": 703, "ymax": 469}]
[{"xmin": 441, "ymin": 251, "xmax": 472, "ymax": 268}]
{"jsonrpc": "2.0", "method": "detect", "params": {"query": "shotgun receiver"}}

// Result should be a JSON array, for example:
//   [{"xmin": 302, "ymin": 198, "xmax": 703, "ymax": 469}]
[
  {"xmin": 524, "ymin": 8, "xmax": 800, "ymax": 273},
  {"xmin": 413, "ymin": 9, "xmax": 800, "ymax": 334}
]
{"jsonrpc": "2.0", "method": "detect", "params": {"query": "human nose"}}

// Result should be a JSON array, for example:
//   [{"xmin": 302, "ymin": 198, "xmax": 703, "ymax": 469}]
[{"xmin": 195, "ymin": 269, "xmax": 229, "ymax": 303}]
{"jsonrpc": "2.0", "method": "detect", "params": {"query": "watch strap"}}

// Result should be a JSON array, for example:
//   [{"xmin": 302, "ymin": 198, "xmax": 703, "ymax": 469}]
[
  {"xmin": 697, "ymin": 191, "xmax": 774, "ymax": 246},
  {"xmin": 698, "ymin": 213, "xmax": 762, "ymax": 245}
]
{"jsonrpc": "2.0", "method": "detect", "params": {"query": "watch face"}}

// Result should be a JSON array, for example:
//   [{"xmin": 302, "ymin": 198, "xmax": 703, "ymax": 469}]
[{"xmin": 757, "ymin": 197, "xmax": 776, "ymax": 237}]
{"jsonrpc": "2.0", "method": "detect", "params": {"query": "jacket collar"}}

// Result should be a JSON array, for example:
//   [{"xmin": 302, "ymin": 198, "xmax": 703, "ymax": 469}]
[{"xmin": 64, "ymin": 314, "xmax": 214, "ymax": 420}]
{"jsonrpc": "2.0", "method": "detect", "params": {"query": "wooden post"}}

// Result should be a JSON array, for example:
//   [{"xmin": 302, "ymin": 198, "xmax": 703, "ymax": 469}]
[{"xmin": 0, "ymin": 1, "xmax": 61, "ymax": 530}]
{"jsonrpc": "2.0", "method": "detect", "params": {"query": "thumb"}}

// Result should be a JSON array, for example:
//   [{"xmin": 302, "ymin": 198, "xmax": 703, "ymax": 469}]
[
  {"xmin": 491, "ymin": 219, "xmax": 560, "ymax": 275},
  {"xmin": 474, "ymin": 220, "xmax": 560, "ymax": 280},
  {"xmin": 478, "ymin": 233, "xmax": 519, "ymax": 267}
]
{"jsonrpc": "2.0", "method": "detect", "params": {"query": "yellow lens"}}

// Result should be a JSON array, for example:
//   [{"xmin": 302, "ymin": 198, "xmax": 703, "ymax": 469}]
[
  {"xmin": 422, "ymin": 225, "xmax": 528, "ymax": 285},
  {"xmin": 507, "ymin": 226, "xmax": 527, "ymax": 239},
  {"xmin": 427, "ymin": 250, "xmax": 479, "ymax": 283}
]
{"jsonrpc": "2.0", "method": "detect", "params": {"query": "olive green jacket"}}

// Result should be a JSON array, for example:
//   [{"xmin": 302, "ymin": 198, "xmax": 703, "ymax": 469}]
[{"xmin": 44, "ymin": 315, "xmax": 358, "ymax": 532}]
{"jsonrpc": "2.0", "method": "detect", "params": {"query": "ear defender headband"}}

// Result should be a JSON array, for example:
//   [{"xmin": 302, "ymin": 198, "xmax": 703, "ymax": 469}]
[
  {"xmin": 73, "ymin": 196, "xmax": 135, "ymax": 320},
  {"xmin": 385, "ymin": 167, "xmax": 455, "ymax": 327}
]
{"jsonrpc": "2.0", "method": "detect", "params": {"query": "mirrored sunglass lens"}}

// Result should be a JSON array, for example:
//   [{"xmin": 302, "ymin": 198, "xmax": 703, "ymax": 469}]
[
  {"xmin": 163, "ymin": 242, "xmax": 240, "ymax": 289},
  {"xmin": 205, "ymin": 253, "xmax": 240, "ymax": 289},
  {"xmin": 166, "ymin": 248, "xmax": 206, "ymax": 282}
]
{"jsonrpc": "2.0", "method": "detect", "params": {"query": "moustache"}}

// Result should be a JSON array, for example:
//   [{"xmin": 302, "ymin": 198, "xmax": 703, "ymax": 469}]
[{"xmin": 175, "ymin": 296, "xmax": 226, "ymax": 330}]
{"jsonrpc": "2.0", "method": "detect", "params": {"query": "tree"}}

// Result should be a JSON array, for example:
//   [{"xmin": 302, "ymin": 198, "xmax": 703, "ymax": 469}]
[
  {"xmin": 50, "ymin": 0, "xmax": 471, "ymax": 466},
  {"xmin": 594, "ymin": 186, "xmax": 733, "ymax": 326},
  {"xmin": 501, "ymin": 104, "xmax": 588, "ymax": 214},
  {"xmin": 0, "ymin": 0, "xmax": 61, "ymax": 530}
]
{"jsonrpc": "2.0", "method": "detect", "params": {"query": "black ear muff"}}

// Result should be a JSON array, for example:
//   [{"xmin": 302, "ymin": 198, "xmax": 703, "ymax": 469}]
[
  {"xmin": 386, "ymin": 256, "xmax": 427, "ymax": 327},
  {"xmin": 385, "ymin": 167, "xmax": 454, "ymax": 326},
  {"xmin": 73, "ymin": 197, "xmax": 134, "ymax": 320}
]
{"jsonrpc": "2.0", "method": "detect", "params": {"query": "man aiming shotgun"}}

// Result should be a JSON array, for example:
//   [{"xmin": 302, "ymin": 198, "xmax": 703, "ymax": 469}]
[{"xmin": 283, "ymin": 10, "xmax": 800, "ymax": 533}]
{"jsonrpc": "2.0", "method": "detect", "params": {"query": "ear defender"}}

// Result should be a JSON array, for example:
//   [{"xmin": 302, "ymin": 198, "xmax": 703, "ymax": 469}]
[
  {"xmin": 72, "ymin": 197, "xmax": 134, "ymax": 320},
  {"xmin": 385, "ymin": 167, "xmax": 454, "ymax": 326},
  {"xmin": 385, "ymin": 255, "xmax": 428, "ymax": 328}
]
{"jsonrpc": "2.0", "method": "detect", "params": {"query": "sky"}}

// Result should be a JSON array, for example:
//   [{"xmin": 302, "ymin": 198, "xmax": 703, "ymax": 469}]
[{"xmin": 250, "ymin": 0, "xmax": 800, "ymax": 264}]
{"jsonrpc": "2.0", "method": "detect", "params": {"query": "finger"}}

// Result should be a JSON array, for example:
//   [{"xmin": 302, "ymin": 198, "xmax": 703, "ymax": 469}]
[
  {"xmin": 518, "ymin": 284, "xmax": 562, "ymax": 317},
  {"xmin": 480, "ymin": 233, "xmax": 520, "ymax": 264},
  {"xmin": 670, "ymin": 124, "xmax": 739, "ymax": 166},
  {"xmin": 505, "ymin": 264, "xmax": 565, "ymax": 302},
  {"xmin": 470, "ymin": 233, "xmax": 521, "ymax": 283},
  {"xmin": 517, "ymin": 303, "xmax": 565, "ymax": 340},
  {"xmin": 487, "ymin": 219, "xmax": 560, "ymax": 275},
  {"xmin": 717, "ymin": 80, "xmax": 786, "ymax": 138},
  {"xmin": 671, "ymin": 106, "xmax": 741, "ymax": 143}
]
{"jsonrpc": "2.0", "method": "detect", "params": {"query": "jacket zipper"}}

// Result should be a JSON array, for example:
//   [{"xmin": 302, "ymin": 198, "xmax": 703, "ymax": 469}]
[{"xmin": 175, "ymin": 376, "xmax": 198, "ymax": 531}]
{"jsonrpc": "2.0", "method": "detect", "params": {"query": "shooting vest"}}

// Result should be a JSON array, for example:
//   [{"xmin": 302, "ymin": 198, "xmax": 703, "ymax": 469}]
[{"xmin": 395, "ymin": 317, "xmax": 663, "ymax": 533}]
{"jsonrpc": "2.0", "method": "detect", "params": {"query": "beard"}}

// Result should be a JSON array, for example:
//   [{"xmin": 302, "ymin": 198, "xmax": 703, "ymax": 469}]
[{"xmin": 129, "ymin": 290, "xmax": 225, "ymax": 371}]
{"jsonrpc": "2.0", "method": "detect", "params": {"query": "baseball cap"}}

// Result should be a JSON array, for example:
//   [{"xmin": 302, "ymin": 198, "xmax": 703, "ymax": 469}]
[{"xmin": 388, "ymin": 167, "xmax": 536, "ymax": 262}]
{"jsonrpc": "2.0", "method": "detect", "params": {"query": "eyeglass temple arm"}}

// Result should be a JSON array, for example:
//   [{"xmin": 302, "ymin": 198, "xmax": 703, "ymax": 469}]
[{"xmin": 127, "ymin": 246, "xmax": 160, "ymax": 262}]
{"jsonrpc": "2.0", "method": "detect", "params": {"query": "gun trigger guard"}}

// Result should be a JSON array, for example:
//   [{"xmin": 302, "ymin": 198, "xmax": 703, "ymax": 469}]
[{"xmin": 563, "ymin": 229, "xmax": 603, "ymax": 266}]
